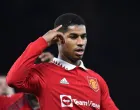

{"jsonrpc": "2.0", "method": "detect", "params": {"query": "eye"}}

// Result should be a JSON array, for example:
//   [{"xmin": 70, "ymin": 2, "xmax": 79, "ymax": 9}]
[
  {"xmin": 81, "ymin": 34, "xmax": 87, "ymax": 39},
  {"xmin": 69, "ymin": 34, "xmax": 78, "ymax": 39}
]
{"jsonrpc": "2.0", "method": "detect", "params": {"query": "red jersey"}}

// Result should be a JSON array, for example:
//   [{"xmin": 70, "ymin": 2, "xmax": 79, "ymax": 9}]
[
  {"xmin": 6, "ymin": 37, "xmax": 118, "ymax": 110},
  {"xmin": 0, "ymin": 93, "xmax": 32, "ymax": 110}
]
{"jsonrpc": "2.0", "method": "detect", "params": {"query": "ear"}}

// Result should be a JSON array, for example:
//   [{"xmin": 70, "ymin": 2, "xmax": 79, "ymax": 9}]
[
  {"xmin": 57, "ymin": 39, "xmax": 61, "ymax": 45},
  {"xmin": 57, "ymin": 36, "xmax": 65, "ymax": 45}
]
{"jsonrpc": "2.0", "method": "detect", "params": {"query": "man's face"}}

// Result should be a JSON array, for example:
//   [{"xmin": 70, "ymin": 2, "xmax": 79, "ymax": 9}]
[{"xmin": 60, "ymin": 25, "xmax": 87, "ymax": 61}]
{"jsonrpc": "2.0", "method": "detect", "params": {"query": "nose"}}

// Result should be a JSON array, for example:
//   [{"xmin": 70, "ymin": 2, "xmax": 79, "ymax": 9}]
[{"xmin": 77, "ymin": 37, "xmax": 84, "ymax": 46}]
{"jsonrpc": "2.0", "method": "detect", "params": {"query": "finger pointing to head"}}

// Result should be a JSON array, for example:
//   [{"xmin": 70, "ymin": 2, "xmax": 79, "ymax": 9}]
[{"xmin": 53, "ymin": 25, "xmax": 62, "ymax": 31}]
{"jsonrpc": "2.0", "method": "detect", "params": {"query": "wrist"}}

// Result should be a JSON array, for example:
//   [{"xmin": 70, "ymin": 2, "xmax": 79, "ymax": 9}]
[{"xmin": 42, "ymin": 36, "xmax": 51, "ymax": 46}]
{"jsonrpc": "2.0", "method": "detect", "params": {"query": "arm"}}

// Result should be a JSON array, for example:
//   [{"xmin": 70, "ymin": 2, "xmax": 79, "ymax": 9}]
[
  {"xmin": 6, "ymin": 37, "xmax": 48, "ymax": 94},
  {"xmin": 100, "ymin": 77, "xmax": 119, "ymax": 110},
  {"xmin": 6, "ymin": 25, "xmax": 64, "ymax": 95}
]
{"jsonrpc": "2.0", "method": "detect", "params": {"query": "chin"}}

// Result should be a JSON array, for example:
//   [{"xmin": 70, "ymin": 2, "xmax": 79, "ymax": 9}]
[{"xmin": 74, "ymin": 55, "xmax": 83, "ymax": 60}]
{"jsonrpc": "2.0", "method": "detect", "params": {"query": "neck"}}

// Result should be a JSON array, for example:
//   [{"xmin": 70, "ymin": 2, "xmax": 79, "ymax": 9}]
[{"xmin": 58, "ymin": 53, "xmax": 81, "ymax": 66}]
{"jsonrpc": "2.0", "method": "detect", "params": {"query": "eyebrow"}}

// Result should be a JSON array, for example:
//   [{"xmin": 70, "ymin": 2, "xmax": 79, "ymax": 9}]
[{"xmin": 69, "ymin": 33, "xmax": 87, "ymax": 36}]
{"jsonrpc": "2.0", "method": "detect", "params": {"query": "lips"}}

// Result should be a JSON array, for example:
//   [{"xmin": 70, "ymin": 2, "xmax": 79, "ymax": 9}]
[{"xmin": 74, "ymin": 48, "xmax": 84, "ymax": 56}]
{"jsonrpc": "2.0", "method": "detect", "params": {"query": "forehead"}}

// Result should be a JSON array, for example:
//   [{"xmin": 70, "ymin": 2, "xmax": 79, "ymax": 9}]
[{"xmin": 66, "ymin": 25, "xmax": 86, "ymax": 34}]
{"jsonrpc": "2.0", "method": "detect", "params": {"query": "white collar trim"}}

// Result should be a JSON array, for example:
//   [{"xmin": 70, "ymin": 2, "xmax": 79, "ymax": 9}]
[{"xmin": 52, "ymin": 57, "xmax": 87, "ymax": 70}]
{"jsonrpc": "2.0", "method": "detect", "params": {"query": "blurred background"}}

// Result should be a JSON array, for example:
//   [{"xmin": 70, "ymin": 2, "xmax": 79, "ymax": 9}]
[{"xmin": 0, "ymin": 0, "xmax": 139, "ymax": 109}]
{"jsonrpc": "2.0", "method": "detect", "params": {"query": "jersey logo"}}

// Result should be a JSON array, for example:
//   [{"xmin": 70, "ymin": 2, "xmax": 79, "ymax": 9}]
[
  {"xmin": 60, "ymin": 78, "xmax": 69, "ymax": 84},
  {"xmin": 60, "ymin": 94, "xmax": 100, "ymax": 109},
  {"xmin": 60, "ymin": 95, "xmax": 73, "ymax": 107},
  {"xmin": 87, "ymin": 76, "xmax": 99, "ymax": 92}
]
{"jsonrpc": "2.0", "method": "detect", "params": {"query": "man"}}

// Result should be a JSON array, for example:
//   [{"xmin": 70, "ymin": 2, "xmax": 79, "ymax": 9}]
[
  {"xmin": 6, "ymin": 13, "xmax": 119, "ymax": 110},
  {"xmin": 0, "ymin": 52, "xmax": 53, "ymax": 110}
]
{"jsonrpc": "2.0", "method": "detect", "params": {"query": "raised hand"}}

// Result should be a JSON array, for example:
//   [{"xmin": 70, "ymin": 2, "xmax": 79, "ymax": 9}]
[{"xmin": 42, "ymin": 25, "xmax": 65, "ymax": 46}]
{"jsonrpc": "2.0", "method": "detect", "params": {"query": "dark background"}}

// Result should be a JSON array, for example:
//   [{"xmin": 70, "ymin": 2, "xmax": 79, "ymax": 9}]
[{"xmin": 0, "ymin": 0, "xmax": 139, "ymax": 109}]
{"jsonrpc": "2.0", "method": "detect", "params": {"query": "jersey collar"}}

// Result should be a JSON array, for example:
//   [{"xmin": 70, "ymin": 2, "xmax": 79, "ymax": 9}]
[{"xmin": 52, "ymin": 57, "xmax": 87, "ymax": 70}]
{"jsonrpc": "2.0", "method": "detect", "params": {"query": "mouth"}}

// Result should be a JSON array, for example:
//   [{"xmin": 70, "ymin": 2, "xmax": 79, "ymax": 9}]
[{"xmin": 74, "ymin": 48, "xmax": 84, "ymax": 56}]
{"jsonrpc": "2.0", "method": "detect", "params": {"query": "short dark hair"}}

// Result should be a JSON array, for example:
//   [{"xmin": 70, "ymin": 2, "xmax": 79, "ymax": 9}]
[{"xmin": 54, "ymin": 13, "xmax": 86, "ymax": 33}]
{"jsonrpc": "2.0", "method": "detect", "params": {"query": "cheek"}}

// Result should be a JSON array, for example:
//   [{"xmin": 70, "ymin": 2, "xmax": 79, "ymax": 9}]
[
  {"xmin": 64, "ymin": 40, "xmax": 75, "ymax": 49},
  {"xmin": 64, "ymin": 43, "xmax": 73, "ymax": 51},
  {"xmin": 84, "ymin": 38, "xmax": 87, "ymax": 43},
  {"xmin": 62, "ymin": 44, "xmax": 75, "ymax": 55},
  {"xmin": 83, "ymin": 39, "xmax": 87, "ymax": 47}
]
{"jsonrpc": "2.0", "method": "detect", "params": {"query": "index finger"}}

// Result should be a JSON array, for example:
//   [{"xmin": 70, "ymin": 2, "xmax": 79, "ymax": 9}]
[{"xmin": 52, "ymin": 25, "xmax": 62, "ymax": 31}]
